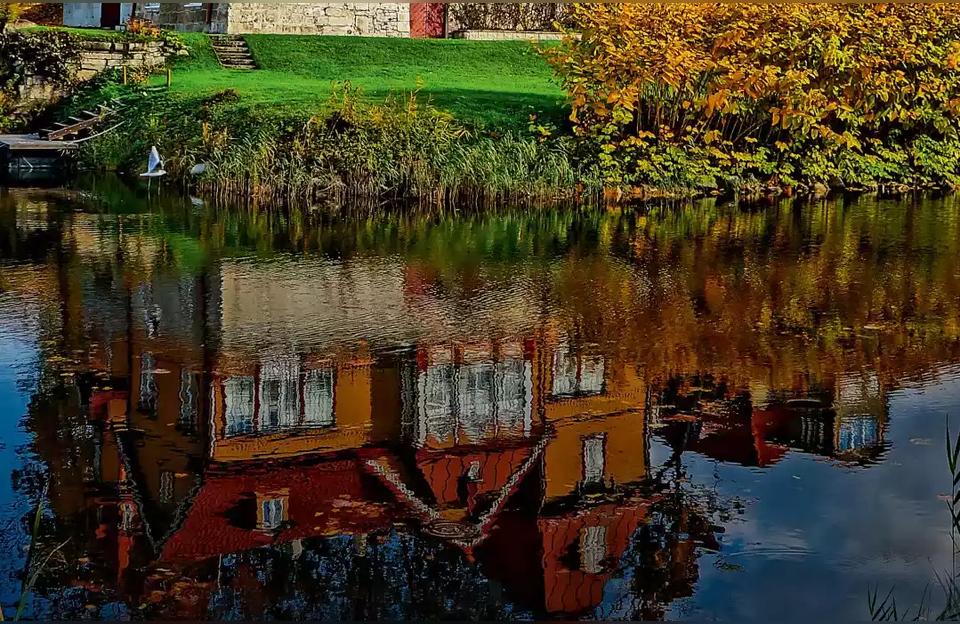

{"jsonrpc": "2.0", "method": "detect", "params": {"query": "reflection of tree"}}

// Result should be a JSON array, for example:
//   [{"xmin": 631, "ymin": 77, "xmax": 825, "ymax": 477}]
[
  {"xmin": 138, "ymin": 532, "xmax": 530, "ymax": 621},
  {"xmin": 597, "ymin": 424, "xmax": 736, "ymax": 621},
  {"xmin": 17, "ymin": 187, "xmax": 960, "ymax": 392}
]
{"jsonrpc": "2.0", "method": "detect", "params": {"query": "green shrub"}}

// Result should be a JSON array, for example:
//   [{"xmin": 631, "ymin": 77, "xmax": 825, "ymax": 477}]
[{"xmin": 0, "ymin": 30, "xmax": 80, "ymax": 130}]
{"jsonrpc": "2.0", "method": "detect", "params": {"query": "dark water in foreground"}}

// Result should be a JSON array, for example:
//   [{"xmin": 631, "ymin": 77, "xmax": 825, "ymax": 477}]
[{"xmin": 0, "ymin": 181, "xmax": 959, "ymax": 620}]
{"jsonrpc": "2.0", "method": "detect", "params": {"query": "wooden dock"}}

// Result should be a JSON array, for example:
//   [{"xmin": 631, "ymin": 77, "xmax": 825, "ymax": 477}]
[{"xmin": 0, "ymin": 134, "xmax": 78, "ymax": 172}]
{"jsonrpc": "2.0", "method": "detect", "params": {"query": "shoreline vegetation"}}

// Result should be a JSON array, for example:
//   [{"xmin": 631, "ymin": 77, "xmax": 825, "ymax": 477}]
[
  {"xmin": 8, "ymin": 3, "xmax": 960, "ymax": 204},
  {"xmin": 59, "ymin": 33, "xmax": 591, "ymax": 205}
]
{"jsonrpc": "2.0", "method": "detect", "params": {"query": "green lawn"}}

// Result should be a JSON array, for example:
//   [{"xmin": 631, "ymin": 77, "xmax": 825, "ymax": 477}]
[
  {"xmin": 20, "ymin": 25, "xmax": 153, "ymax": 40},
  {"xmin": 152, "ymin": 34, "xmax": 567, "ymax": 130}
]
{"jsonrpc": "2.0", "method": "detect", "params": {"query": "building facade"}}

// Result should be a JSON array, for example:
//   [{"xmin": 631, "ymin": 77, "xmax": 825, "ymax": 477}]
[{"xmin": 63, "ymin": 2, "xmax": 134, "ymax": 28}]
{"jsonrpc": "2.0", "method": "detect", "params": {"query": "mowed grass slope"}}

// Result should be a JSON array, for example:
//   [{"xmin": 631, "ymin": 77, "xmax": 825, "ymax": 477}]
[{"xmin": 155, "ymin": 34, "xmax": 566, "ymax": 129}]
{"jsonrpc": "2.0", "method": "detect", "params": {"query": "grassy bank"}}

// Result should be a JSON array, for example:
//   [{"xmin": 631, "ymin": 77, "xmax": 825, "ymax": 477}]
[
  {"xmin": 64, "ymin": 32, "xmax": 585, "ymax": 203},
  {"xmin": 154, "ymin": 33, "xmax": 565, "ymax": 131}
]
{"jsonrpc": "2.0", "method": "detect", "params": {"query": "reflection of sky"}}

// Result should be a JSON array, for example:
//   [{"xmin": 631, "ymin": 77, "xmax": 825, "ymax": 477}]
[
  {"xmin": 0, "ymin": 293, "xmax": 40, "ymax": 612},
  {"xmin": 657, "ymin": 370, "xmax": 960, "ymax": 621}
]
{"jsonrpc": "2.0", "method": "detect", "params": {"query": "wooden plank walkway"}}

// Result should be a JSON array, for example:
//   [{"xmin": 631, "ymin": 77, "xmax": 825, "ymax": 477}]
[
  {"xmin": 1, "ymin": 134, "xmax": 78, "ymax": 172},
  {"xmin": 0, "ymin": 134, "xmax": 79, "ymax": 152}
]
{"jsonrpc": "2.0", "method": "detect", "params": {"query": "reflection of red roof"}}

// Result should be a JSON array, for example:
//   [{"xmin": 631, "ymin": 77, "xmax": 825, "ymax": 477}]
[
  {"xmin": 540, "ymin": 502, "xmax": 649, "ymax": 615},
  {"xmin": 416, "ymin": 446, "xmax": 534, "ymax": 514},
  {"xmin": 689, "ymin": 412, "xmax": 789, "ymax": 468},
  {"xmin": 160, "ymin": 457, "xmax": 401, "ymax": 564},
  {"xmin": 89, "ymin": 390, "xmax": 128, "ymax": 420},
  {"xmin": 752, "ymin": 408, "xmax": 795, "ymax": 466}
]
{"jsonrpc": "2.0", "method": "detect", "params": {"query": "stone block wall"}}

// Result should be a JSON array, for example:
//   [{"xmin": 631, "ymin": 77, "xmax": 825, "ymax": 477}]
[
  {"xmin": 451, "ymin": 30, "xmax": 565, "ymax": 41},
  {"xmin": 17, "ymin": 40, "xmax": 177, "ymax": 104},
  {"xmin": 74, "ymin": 40, "xmax": 178, "ymax": 81},
  {"xmin": 141, "ymin": 3, "xmax": 229, "ymax": 34},
  {"xmin": 225, "ymin": 3, "xmax": 410, "ymax": 36}
]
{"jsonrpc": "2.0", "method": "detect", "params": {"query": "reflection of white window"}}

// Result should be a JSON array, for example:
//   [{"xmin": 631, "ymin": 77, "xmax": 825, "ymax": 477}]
[
  {"xmin": 159, "ymin": 471, "xmax": 174, "ymax": 504},
  {"xmin": 582, "ymin": 434, "xmax": 606, "ymax": 484},
  {"xmin": 458, "ymin": 362, "xmax": 496, "ymax": 443},
  {"xmin": 800, "ymin": 415, "xmax": 826, "ymax": 449},
  {"xmin": 259, "ymin": 497, "xmax": 286, "ymax": 531},
  {"xmin": 580, "ymin": 525, "xmax": 607, "ymax": 574},
  {"xmin": 495, "ymin": 358, "xmax": 533, "ymax": 435},
  {"xmin": 466, "ymin": 460, "xmax": 481, "ymax": 481},
  {"xmin": 579, "ymin": 357, "xmax": 605, "ymax": 395},
  {"xmin": 224, "ymin": 377, "xmax": 254, "ymax": 437},
  {"xmin": 303, "ymin": 369, "xmax": 335, "ymax": 427},
  {"xmin": 139, "ymin": 353, "xmax": 158, "ymax": 413},
  {"xmin": 418, "ymin": 363, "xmax": 457, "ymax": 444},
  {"xmin": 838, "ymin": 415, "xmax": 879, "ymax": 451},
  {"xmin": 179, "ymin": 369, "xmax": 199, "ymax": 431},
  {"xmin": 416, "ymin": 354, "xmax": 533, "ymax": 446},
  {"xmin": 120, "ymin": 503, "xmax": 136, "ymax": 532},
  {"xmin": 259, "ymin": 357, "xmax": 300, "ymax": 431},
  {"xmin": 552, "ymin": 348, "xmax": 579, "ymax": 396},
  {"xmin": 551, "ymin": 343, "xmax": 605, "ymax": 397}
]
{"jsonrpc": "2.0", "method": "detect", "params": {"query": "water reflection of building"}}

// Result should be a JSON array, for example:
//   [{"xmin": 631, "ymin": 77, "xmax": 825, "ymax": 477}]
[
  {"xmin": 45, "ymin": 300, "xmax": 673, "ymax": 618},
  {"xmin": 652, "ymin": 371, "xmax": 890, "ymax": 466},
  {"xmin": 13, "ymin": 199, "xmax": 700, "ymax": 619}
]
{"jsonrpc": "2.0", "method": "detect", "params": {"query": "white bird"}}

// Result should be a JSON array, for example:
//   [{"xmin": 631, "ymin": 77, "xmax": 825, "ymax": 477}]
[
  {"xmin": 189, "ymin": 162, "xmax": 208, "ymax": 176},
  {"xmin": 140, "ymin": 146, "xmax": 166, "ymax": 184}
]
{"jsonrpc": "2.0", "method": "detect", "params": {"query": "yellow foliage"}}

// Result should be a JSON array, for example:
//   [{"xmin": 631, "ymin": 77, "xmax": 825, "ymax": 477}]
[{"xmin": 544, "ymin": 3, "xmax": 960, "ymax": 186}]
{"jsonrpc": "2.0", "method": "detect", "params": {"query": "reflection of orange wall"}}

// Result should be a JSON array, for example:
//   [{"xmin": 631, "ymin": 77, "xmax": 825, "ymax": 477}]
[
  {"xmin": 536, "ymin": 342, "xmax": 648, "ymax": 501},
  {"xmin": 334, "ymin": 365, "xmax": 373, "ymax": 433},
  {"xmin": 540, "ymin": 503, "xmax": 648, "ymax": 614},
  {"xmin": 100, "ymin": 429, "xmax": 122, "ymax": 486},
  {"xmin": 543, "ymin": 365, "xmax": 646, "ymax": 422},
  {"xmin": 543, "ymin": 411, "xmax": 647, "ymax": 501},
  {"xmin": 370, "ymin": 364, "xmax": 403, "ymax": 442},
  {"xmin": 127, "ymin": 356, "xmax": 205, "ymax": 508},
  {"xmin": 210, "ymin": 364, "xmax": 376, "ymax": 463}
]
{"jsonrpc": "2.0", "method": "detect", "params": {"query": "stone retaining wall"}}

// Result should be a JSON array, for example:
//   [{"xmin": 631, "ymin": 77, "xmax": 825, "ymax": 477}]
[
  {"xmin": 17, "ymin": 39, "xmax": 179, "ymax": 104},
  {"xmin": 225, "ymin": 3, "xmax": 410, "ymax": 36},
  {"xmin": 140, "ymin": 3, "xmax": 229, "ymax": 34},
  {"xmin": 451, "ymin": 29, "xmax": 565, "ymax": 41},
  {"xmin": 74, "ymin": 39, "xmax": 180, "ymax": 81}
]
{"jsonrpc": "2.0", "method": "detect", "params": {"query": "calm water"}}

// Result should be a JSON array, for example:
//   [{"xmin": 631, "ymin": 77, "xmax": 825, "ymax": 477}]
[{"xmin": 0, "ymin": 180, "xmax": 958, "ymax": 620}]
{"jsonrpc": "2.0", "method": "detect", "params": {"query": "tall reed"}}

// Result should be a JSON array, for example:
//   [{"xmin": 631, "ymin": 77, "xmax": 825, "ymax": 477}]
[
  {"xmin": 77, "ymin": 84, "xmax": 597, "ymax": 206},
  {"xmin": 868, "ymin": 419, "xmax": 960, "ymax": 620}
]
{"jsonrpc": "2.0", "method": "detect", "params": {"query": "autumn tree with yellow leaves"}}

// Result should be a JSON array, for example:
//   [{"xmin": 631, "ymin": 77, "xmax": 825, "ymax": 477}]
[{"xmin": 546, "ymin": 3, "xmax": 960, "ymax": 192}]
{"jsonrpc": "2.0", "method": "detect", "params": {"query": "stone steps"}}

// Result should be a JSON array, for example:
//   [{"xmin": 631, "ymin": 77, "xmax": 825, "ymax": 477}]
[{"xmin": 210, "ymin": 35, "xmax": 257, "ymax": 70}]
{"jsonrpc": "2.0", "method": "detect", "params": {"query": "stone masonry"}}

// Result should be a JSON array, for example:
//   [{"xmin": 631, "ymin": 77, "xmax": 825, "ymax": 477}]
[
  {"xmin": 224, "ymin": 3, "xmax": 410, "ymax": 36},
  {"xmin": 74, "ymin": 40, "xmax": 179, "ymax": 81},
  {"xmin": 17, "ymin": 40, "xmax": 179, "ymax": 105},
  {"xmin": 451, "ymin": 30, "xmax": 565, "ymax": 41},
  {"xmin": 138, "ymin": 3, "xmax": 409, "ymax": 37}
]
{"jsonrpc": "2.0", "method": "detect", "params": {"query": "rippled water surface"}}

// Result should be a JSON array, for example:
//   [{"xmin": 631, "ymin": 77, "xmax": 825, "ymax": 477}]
[{"xmin": 0, "ymin": 181, "xmax": 959, "ymax": 620}]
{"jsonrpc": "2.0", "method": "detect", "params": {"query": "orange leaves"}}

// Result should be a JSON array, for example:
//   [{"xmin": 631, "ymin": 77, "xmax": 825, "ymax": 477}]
[
  {"xmin": 948, "ymin": 42, "xmax": 960, "ymax": 70},
  {"xmin": 703, "ymin": 90, "xmax": 729, "ymax": 117},
  {"xmin": 544, "ymin": 2, "xmax": 960, "ymax": 187}
]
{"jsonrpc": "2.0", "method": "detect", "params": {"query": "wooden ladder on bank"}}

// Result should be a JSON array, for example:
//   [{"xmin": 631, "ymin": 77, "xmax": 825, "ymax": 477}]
[
  {"xmin": 37, "ymin": 86, "xmax": 167, "ymax": 142},
  {"xmin": 39, "ymin": 96, "xmax": 131, "ymax": 141}
]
